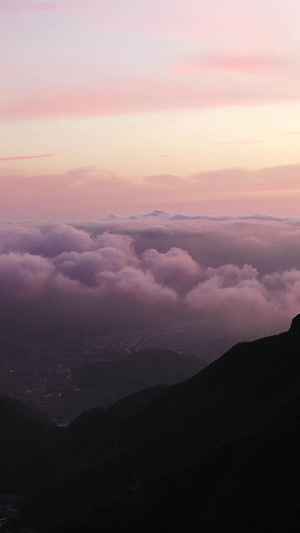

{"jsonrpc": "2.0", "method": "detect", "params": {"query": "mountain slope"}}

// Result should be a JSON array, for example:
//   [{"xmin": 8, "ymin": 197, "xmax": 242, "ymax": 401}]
[
  {"xmin": 9, "ymin": 316, "xmax": 300, "ymax": 531},
  {"xmin": 73, "ymin": 347, "xmax": 205, "ymax": 400},
  {"xmin": 0, "ymin": 394, "xmax": 57, "ymax": 494},
  {"xmin": 43, "ymin": 393, "xmax": 300, "ymax": 533}
]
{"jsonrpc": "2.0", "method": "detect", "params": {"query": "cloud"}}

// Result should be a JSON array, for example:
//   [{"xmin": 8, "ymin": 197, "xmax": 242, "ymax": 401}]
[
  {"xmin": 142, "ymin": 247, "xmax": 200, "ymax": 293},
  {"xmin": 173, "ymin": 54, "xmax": 286, "ymax": 76},
  {"xmin": 0, "ymin": 216, "xmax": 300, "ymax": 349},
  {"xmin": 185, "ymin": 264, "xmax": 269, "ymax": 327},
  {"xmin": 209, "ymin": 141, "xmax": 265, "ymax": 145},
  {"xmin": 1, "ymin": 72, "xmax": 299, "ymax": 122},
  {"xmin": 0, "ymin": 223, "xmax": 94, "ymax": 256},
  {"xmin": 0, "ymin": 223, "xmax": 178, "ymax": 337},
  {"xmin": 0, "ymin": 251, "xmax": 54, "ymax": 297},
  {"xmin": 53, "ymin": 232, "xmax": 138, "ymax": 285},
  {"xmin": 0, "ymin": 154, "xmax": 55, "ymax": 162}
]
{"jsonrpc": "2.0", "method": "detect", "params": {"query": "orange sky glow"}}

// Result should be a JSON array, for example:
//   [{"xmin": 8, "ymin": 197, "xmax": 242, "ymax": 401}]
[{"xmin": 1, "ymin": 0, "xmax": 300, "ymax": 220}]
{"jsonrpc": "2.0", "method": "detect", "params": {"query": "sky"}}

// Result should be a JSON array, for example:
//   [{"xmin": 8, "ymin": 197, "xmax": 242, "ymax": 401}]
[
  {"xmin": 1, "ymin": 1, "xmax": 300, "ymax": 350},
  {"xmin": 1, "ymin": 0, "xmax": 300, "ymax": 219}
]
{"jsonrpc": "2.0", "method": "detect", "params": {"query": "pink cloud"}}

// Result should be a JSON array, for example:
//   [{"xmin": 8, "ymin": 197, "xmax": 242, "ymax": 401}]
[
  {"xmin": 0, "ymin": 251, "xmax": 54, "ymax": 297},
  {"xmin": 0, "ymin": 223, "xmax": 94, "ymax": 256},
  {"xmin": 142, "ymin": 247, "xmax": 200, "ymax": 293},
  {"xmin": 174, "ymin": 54, "xmax": 286, "ymax": 76},
  {"xmin": 0, "ymin": 154, "xmax": 55, "ymax": 162},
  {"xmin": 1, "ymin": 74, "xmax": 298, "ymax": 122}
]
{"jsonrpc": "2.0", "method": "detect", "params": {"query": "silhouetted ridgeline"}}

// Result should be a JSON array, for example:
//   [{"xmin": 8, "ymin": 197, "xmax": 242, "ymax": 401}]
[
  {"xmin": 73, "ymin": 347, "xmax": 205, "ymax": 399},
  {"xmin": 3, "ymin": 316, "xmax": 300, "ymax": 532},
  {"xmin": 0, "ymin": 396, "xmax": 56, "ymax": 480}
]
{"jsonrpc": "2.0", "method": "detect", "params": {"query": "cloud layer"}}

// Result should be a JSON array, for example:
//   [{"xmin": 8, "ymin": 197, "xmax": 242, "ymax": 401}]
[{"xmin": 1, "ymin": 215, "xmax": 300, "ymax": 352}]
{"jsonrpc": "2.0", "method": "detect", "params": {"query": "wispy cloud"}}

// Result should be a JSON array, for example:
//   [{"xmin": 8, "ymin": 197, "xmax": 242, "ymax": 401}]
[
  {"xmin": 0, "ymin": 153, "xmax": 55, "ymax": 162},
  {"xmin": 173, "ymin": 54, "xmax": 286, "ymax": 76},
  {"xmin": 209, "ymin": 141, "xmax": 265, "ymax": 145},
  {"xmin": 1, "ymin": 74, "xmax": 298, "ymax": 122}
]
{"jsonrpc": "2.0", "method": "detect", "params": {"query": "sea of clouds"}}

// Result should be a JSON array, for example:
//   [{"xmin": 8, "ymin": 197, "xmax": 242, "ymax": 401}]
[{"xmin": 1, "ymin": 212, "xmax": 299, "ymax": 352}]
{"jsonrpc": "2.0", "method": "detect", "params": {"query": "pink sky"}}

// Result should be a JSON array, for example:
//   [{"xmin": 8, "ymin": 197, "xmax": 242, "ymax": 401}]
[{"xmin": 1, "ymin": 0, "xmax": 300, "ymax": 219}]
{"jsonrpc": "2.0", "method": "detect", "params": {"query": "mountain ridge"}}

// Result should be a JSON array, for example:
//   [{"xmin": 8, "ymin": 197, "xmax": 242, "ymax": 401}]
[{"xmin": 4, "ymin": 316, "xmax": 300, "ymax": 531}]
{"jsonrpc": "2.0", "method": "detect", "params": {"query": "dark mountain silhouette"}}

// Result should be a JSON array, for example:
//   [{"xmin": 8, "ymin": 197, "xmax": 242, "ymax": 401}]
[
  {"xmin": 0, "ymin": 395, "xmax": 56, "ymax": 494},
  {"xmin": 4, "ymin": 315, "xmax": 300, "ymax": 532},
  {"xmin": 73, "ymin": 347, "xmax": 205, "ymax": 399}
]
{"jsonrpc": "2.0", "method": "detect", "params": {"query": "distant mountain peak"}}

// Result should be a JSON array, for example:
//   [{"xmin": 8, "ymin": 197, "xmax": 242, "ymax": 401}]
[{"xmin": 142, "ymin": 210, "xmax": 170, "ymax": 217}]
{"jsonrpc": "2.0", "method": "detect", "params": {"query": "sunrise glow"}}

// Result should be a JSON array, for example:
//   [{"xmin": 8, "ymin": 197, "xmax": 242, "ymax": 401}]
[{"xmin": 0, "ymin": 0, "xmax": 299, "ymax": 219}]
